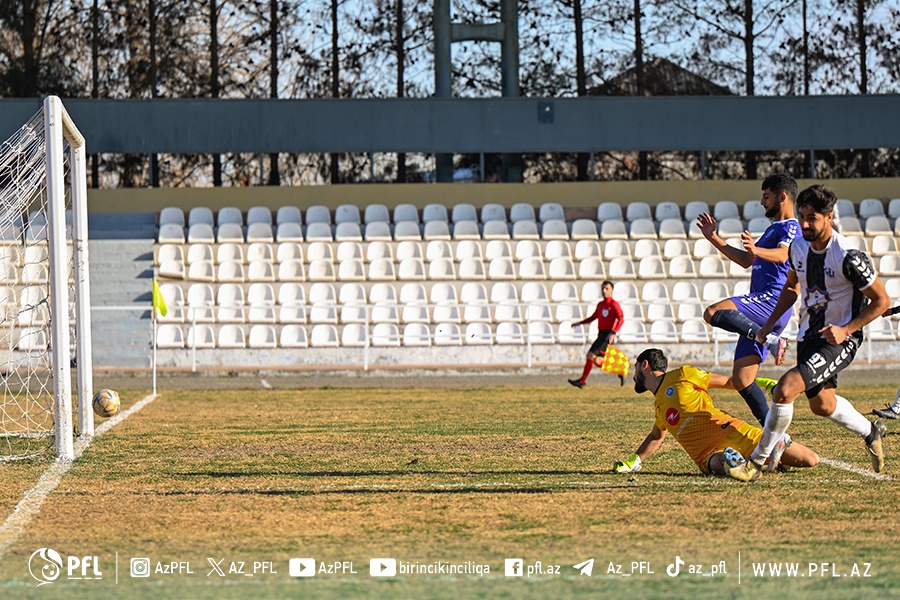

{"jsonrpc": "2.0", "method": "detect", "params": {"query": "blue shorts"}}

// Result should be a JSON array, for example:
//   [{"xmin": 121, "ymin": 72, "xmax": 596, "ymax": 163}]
[{"xmin": 730, "ymin": 291, "xmax": 792, "ymax": 362}]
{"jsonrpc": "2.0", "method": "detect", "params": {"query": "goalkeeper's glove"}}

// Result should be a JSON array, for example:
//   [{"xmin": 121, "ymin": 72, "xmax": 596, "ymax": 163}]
[{"xmin": 613, "ymin": 453, "xmax": 642, "ymax": 473}]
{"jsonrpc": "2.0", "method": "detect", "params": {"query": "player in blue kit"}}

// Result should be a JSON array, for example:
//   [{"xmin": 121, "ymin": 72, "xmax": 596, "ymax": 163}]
[{"xmin": 697, "ymin": 174, "xmax": 799, "ymax": 426}]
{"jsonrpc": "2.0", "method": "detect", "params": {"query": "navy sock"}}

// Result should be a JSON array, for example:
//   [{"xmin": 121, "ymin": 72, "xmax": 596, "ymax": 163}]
[
  {"xmin": 738, "ymin": 382, "xmax": 769, "ymax": 424},
  {"xmin": 710, "ymin": 309, "xmax": 759, "ymax": 340}
]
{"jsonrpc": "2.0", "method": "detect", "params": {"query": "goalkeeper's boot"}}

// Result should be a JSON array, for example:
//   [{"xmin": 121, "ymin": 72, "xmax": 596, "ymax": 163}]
[
  {"xmin": 765, "ymin": 433, "xmax": 792, "ymax": 473},
  {"xmin": 722, "ymin": 447, "xmax": 760, "ymax": 482},
  {"xmin": 865, "ymin": 420, "xmax": 886, "ymax": 473}
]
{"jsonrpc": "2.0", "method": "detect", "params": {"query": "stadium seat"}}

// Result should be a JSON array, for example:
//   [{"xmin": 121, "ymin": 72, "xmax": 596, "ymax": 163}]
[
  {"xmin": 365, "ymin": 241, "xmax": 393, "ymax": 263},
  {"xmin": 878, "ymin": 255, "xmax": 900, "ymax": 276},
  {"xmin": 871, "ymin": 235, "xmax": 899, "ymax": 257},
  {"xmin": 657, "ymin": 218, "xmax": 687, "ymax": 240},
  {"xmin": 865, "ymin": 216, "xmax": 892, "ymax": 236},
  {"xmin": 275, "ymin": 222, "xmax": 304, "ymax": 243},
  {"xmin": 626, "ymin": 202, "xmax": 653, "ymax": 222},
  {"xmin": 619, "ymin": 303, "xmax": 643, "ymax": 323},
  {"xmin": 217, "ymin": 206, "xmax": 243, "ymax": 227},
  {"xmin": 668, "ymin": 255, "xmax": 697, "ymax": 279},
  {"xmin": 157, "ymin": 283, "xmax": 185, "ymax": 323},
  {"xmin": 521, "ymin": 280, "xmax": 549, "ymax": 305},
  {"xmin": 457, "ymin": 257, "xmax": 486, "ymax": 280},
  {"xmin": 843, "ymin": 236, "xmax": 869, "ymax": 253},
  {"xmin": 835, "ymin": 199, "xmax": 856, "ymax": 219},
  {"xmin": 305, "ymin": 241, "xmax": 334, "ymax": 263},
  {"xmin": 363, "ymin": 221, "xmax": 393, "ymax": 242},
  {"xmin": 676, "ymin": 302, "xmax": 704, "ymax": 323},
  {"xmin": 216, "ymin": 259, "xmax": 245, "ymax": 283},
  {"xmin": 276, "ymin": 206, "xmax": 302, "ymax": 226},
  {"xmin": 888, "ymin": 199, "xmax": 900, "ymax": 220},
  {"xmin": 422, "ymin": 203, "xmax": 449, "ymax": 223},
  {"xmin": 246, "ymin": 206, "xmax": 272, "ymax": 227},
  {"xmin": 309, "ymin": 324, "xmax": 339, "ymax": 347},
  {"xmin": 156, "ymin": 324, "xmax": 185, "ymax": 348},
  {"xmin": 868, "ymin": 318, "xmax": 895, "ymax": 341},
  {"xmin": 393, "ymin": 203, "xmax": 419, "ymax": 224},
  {"xmin": 249, "ymin": 259, "xmax": 277, "ymax": 282},
  {"xmin": 215, "ymin": 222, "xmax": 243, "ymax": 244},
  {"xmin": 367, "ymin": 258, "xmax": 397, "ymax": 281},
  {"xmin": 400, "ymin": 283, "xmax": 429, "ymax": 323},
  {"xmin": 513, "ymin": 240, "xmax": 541, "ymax": 261},
  {"xmin": 217, "ymin": 324, "xmax": 246, "ymax": 348},
  {"xmin": 641, "ymin": 281, "xmax": 670, "ymax": 303},
  {"xmin": 551, "ymin": 281, "xmax": 579, "ymax": 303},
  {"xmin": 510, "ymin": 203, "xmax": 536, "ymax": 223},
  {"xmin": 423, "ymin": 221, "xmax": 452, "ymax": 241},
  {"xmin": 341, "ymin": 323, "xmax": 368, "ymax": 347},
  {"xmin": 397, "ymin": 257, "xmax": 426, "ymax": 280},
  {"xmin": 451, "ymin": 220, "xmax": 481, "ymax": 240},
  {"xmin": 574, "ymin": 239, "xmax": 602, "ymax": 261},
  {"xmin": 433, "ymin": 323, "xmax": 462, "ymax": 346},
  {"xmin": 372, "ymin": 323, "xmax": 401, "ymax": 347},
  {"xmin": 713, "ymin": 200, "xmax": 740, "ymax": 221},
  {"xmin": 188, "ymin": 207, "xmax": 214, "ymax": 227},
  {"xmin": 556, "ymin": 321, "xmax": 585, "ymax": 344},
  {"xmin": 307, "ymin": 259, "xmax": 336, "ymax": 282},
  {"xmin": 483, "ymin": 240, "xmax": 510, "ymax": 261},
  {"xmin": 427, "ymin": 258, "xmax": 456, "ymax": 280},
  {"xmin": 402, "ymin": 323, "xmax": 432, "ymax": 347},
  {"xmin": 646, "ymin": 302, "xmax": 675, "ymax": 323},
  {"xmin": 597, "ymin": 202, "xmax": 624, "ymax": 222},
  {"xmin": 512, "ymin": 220, "xmax": 540, "ymax": 240},
  {"xmin": 482, "ymin": 221, "xmax": 511, "ymax": 240},
  {"xmin": 517, "ymin": 257, "xmax": 545, "ymax": 280},
  {"xmin": 491, "ymin": 283, "xmax": 521, "ymax": 322},
  {"xmin": 607, "ymin": 256, "xmax": 636, "ymax": 279},
  {"xmin": 742, "ymin": 199, "xmax": 766, "ymax": 221},
  {"xmin": 555, "ymin": 301, "xmax": 583, "ymax": 324},
  {"xmin": 488, "ymin": 257, "xmax": 516, "ymax": 280},
  {"xmin": 277, "ymin": 259, "xmax": 305, "ymax": 282},
  {"xmin": 158, "ymin": 223, "xmax": 186, "ymax": 244},
  {"xmin": 680, "ymin": 318, "xmax": 710, "ymax": 342},
  {"xmin": 278, "ymin": 304, "xmax": 307, "ymax": 324},
  {"xmin": 335, "ymin": 222, "xmax": 363, "ymax": 242},
  {"xmin": 392, "ymin": 242, "xmax": 420, "ymax": 263},
  {"xmin": 649, "ymin": 320, "xmax": 679, "ymax": 343},
  {"xmin": 336, "ymin": 259, "xmax": 365, "ymax": 282},
  {"xmin": 159, "ymin": 207, "xmax": 185, "ymax": 228},
  {"xmin": 733, "ymin": 279, "xmax": 751, "ymax": 296},
  {"xmin": 461, "ymin": 282, "xmax": 491, "ymax": 323},
  {"xmin": 633, "ymin": 239, "xmax": 661, "ymax": 260},
  {"xmin": 835, "ymin": 217, "xmax": 863, "ymax": 236},
  {"xmin": 246, "ymin": 324, "xmax": 276, "ymax": 348},
  {"xmin": 305, "ymin": 222, "xmax": 334, "ymax": 242},
  {"xmin": 629, "ymin": 218, "xmax": 657, "ymax": 240},
  {"xmin": 527, "ymin": 321, "xmax": 554, "ymax": 345},
  {"xmin": 426, "ymin": 240, "xmax": 454, "ymax": 262},
  {"xmin": 308, "ymin": 302, "xmax": 338, "ymax": 325},
  {"xmin": 214, "ymin": 243, "xmax": 242, "ymax": 265},
  {"xmin": 268, "ymin": 242, "xmax": 298, "ymax": 264},
  {"xmin": 662, "ymin": 239, "xmax": 690, "ymax": 260},
  {"xmin": 570, "ymin": 219, "xmax": 599, "ymax": 240},
  {"xmin": 187, "ymin": 260, "xmax": 215, "ymax": 282},
  {"xmin": 187, "ymin": 223, "xmax": 215, "ymax": 244},
  {"xmin": 684, "ymin": 201, "xmax": 710, "ymax": 224},
  {"xmin": 729, "ymin": 258, "xmax": 751, "ymax": 278},
  {"xmin": 393, "ymin": 221, "xmax": 422, "ymax": 241},
  {"xmin": 600, "ymin": 219, "xmax": 628, "ymax": 240},
  {"xmin": 610, "ymin": 281, "xmax": 640, "ymax": 305},
  {"xmin": 185, "ymin": 284, "xmax": 215, "ymax": 323},
  {"xmin": 186, "ymin": 324, "xmax": 216, "ymax": 348},
  {"xmin": 746, "ymin": 217, "xmax": 771, "ymax": 235},
  {"xmin": 691, "ymin": 238, "xmax": 717, "ymax": 258},
  {"xmin": 638, "ymin": 256, "xmax": 667, "ymax": 280},
  {"xmin": 618, "ymin": 320, "xmax": 648, "ymax": 343},
  {"xmin": 544, "ymin": 240, "xmax": 572, "ymax": 261},
  {"xmin": 336, "ymin": 242, "xmax": 363, "ymax": 263},
  {"xmin": 339, "ymin": 281, "xmax": 367, "ymax": 306},
  {"xmin": 495, "ymin": 322, "xmax": 524, "ymax": 344},
  {"xmin": 547, "ymin": 257, "xmax": 576, "ymax": 280},
  {"xmin": 575, "ymin": 257, "xmax": 603, "ymax": 280},
  {"xmin": 280, "ymin": 324, "xmax": 309, "ymax": 348},
  {"xmin": 671, "ymin": 281, "xmax": 701, "ymax": 303},
  {"xmin": 698, "ymin": 256, "xmax": 728, "ymax": 278},
  {"xmin": 539, "ymin": 202, "xmax": 565, "ymax": 223},
  {"xmin": 480, "ymin": 203, "xmax": 506, "ymax": 223},
  {"xmin": 364, "ymin": 204, "xmax": 390, "ymax": 225},
  {"xmin": 655, "ymin": 202, "xmax": 681, "ymax": 222},
  {"xmin": 433, "ymin": 302, "xmax": 461, "ymax": 324},
  {"xmin": 701, "ymin": 281, "xmax": 730, "ymax": 303},
  {"xmin": 451, "ymin": 203, "xmax": 478, "ymax": 224},
  {"xmin": 455, "ymin": 240, "xmax": 483, "ymax": 261},
  {"xmin": 305, "ymin": 205, "xmax": 332, "ymax": 225},
  {"xmin": 335, "ymin": 204, "xmax": 361, "ymax": 225},
  {"xmin": 464, "ymin": 322, "xmax": 493, "ymax": 345}
]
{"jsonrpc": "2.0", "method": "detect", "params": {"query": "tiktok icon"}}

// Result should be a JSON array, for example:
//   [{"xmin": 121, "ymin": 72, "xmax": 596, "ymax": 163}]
[{"xmin": 667, "ymin": 555, "xmax": 685, "ymax": 577}]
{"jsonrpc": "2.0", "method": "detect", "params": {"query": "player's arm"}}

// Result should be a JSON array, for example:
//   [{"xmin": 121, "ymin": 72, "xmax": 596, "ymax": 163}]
[
  {"xmin": 574, "ymin": 302, "xmax": 599, "ymax": 327},
  {"xmin": 756, "ymin": 268, "xmax": 800, "ymax": 342},
  {"xmin": 884, "ymin": 305, "xmax": 900, "ymax": 318},
  {"xmin": 706, "ymin": 372, "xmax": 734, "ymax": 390},
  {"xmin": 821, "ymin": 276, "xmax": 890, "ymax": 345},
  {"xmin": 614, "ymin": 424, "xmax": 666, "ymax": 473},
  {"xmin": 697, "ymin": 212, "xmax": 753, "ymax": 268},
  {"xmin": 743, "ymin": 234, "xmax": 790, "ymax": 264}
]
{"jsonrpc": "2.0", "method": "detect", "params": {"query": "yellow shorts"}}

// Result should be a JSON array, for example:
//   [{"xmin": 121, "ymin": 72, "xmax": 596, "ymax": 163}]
[{"xmin": 700, "ymin": 421, "xmax": 762, "ymax": 474}]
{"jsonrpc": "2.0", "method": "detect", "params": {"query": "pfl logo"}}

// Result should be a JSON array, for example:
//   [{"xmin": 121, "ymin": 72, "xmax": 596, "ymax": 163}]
[{"xmin": 28, "ymin": 548, "xmax": 103, "ymax": 586}]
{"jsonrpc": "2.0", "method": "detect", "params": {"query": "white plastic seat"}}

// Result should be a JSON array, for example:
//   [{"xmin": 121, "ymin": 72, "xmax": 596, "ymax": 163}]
[
  {"xmin": 247, "ymin": 206, "xmax": 273, "ymax": 227},
  {"xmin": 280, "ymin": 324, "xmax": 309, "ymax": 348},
  {"xmin": 402, "ymin": 323, "xmax": 432, "ymax": 346},
  {"xmin": 216, "ymin": 259, "xmax": 245, "ymax": 283},
  {"xmin": 491, "ymin": 283, "xmax": 521, "ymax": 322},
  {"xmin": 372, "ymin": 323, "xmax": 401, "ymax": 347},
  {"xmin": 835, "ymin": 217, "xmax": 863, "ymax": 237},
  {"xmin": 604, "ymin": 239, "xmax": 631, "ymax": 259},
  {"xmin": 717, "ymin": 218, "xmax": 745, "ymax": 239},
  {"xmin": 397, "ymin": 257, "xmax": 426, "ymax": 280},
  {"xmin": 480, "ymin": 203, "xmax": 506, "ymax": 223},
  {"xmin": 335, "ymin": 204, "xmax": 361, "ymax": 225},
  {"xmin": 698, "ymin": 256, "xmax": 728, "ymax": 278},
  {"xmin": 422, "ymin": 203, "xmax": 449, "ymax": 223},
  {"xmin": 488, "ymin": 257, "xmax": 516, "ymax": 280},
  {"xmin": 668, "ymin": 255, "xmax": 697, "ymax": 279},
  {"xmin": 158, "ymin": 223, "xmax": 186, "ymax": 244},
  {"xmin": 336, "ymin": 241, "xmax": 363, "ymax": 263},
  {"xmin": 275, "ymin": 222, "xmax": 304, "ymax": 243},
  {"xmin": 277, "ymin": 259, "xmax": 306, "ymax": 282},
  {"xmin": 619, "ymin": 303, "xmax": 644, "ymax": 322},
  {"xmin": 278, "ymin": 304, "xmax": 308, "ymax": 324},
  {"xmin": 216, "ymin": 222, "xmax": 248, "ymax": 244},
  {"xmin": 658, "ymin": 218, "xmax": 687, "ymax": 240},
  {"xmin": 610, "ymin": 281, "xmax": 639, "ymax": 304},
  {"xmin": 367, "ymin": 257, "xmax": 397, "ymax": 281},
  {"xmin": 305, "ymin": 205, "xmax": 332, "ymax": 225},
  {"xmin": 570, "ymin": 219, "xmax": 599, "ymax": 240},
  {"xmin": 335, "ymin": 222, "xmax": 363, "ymax": 242},
  {"xmin": 309, "ymin": 324, "xmax": 339, "ymax": 347},
  {"xmin": 393, "ymin": 203, "xmax": 419, "ymax": 224},
  {"xmin": 512, "ymin": 220, "xmax": 540, "ymax": 240},
  {"xmin": 742, "ymin": 199, "xmax": 766, "ymax": 221},
  {"xmin": 433, "ymin": 322, "xmax": 462, "ymax": 346},
  {"xmin": 713, "ymin": 200, "xmax": 740, "ymax": 221},
  {"xmin": 878, "ymin": 255, "xmax": 900, "ymax": 276},
  {"xmin": 216, "ymin": 283, "xmax": 245, "ymax": 319},
  {"xmin": 646, "ymin": 302, "xmax": 675, "ymax": 323},
  {"xmin": 574, "ymin": 240, "xmax": 602, "ymax": 261},
  {"xmin": 607, "ymin": 256, "xmax": 636, "ymax": 279},
  {"xmin": 423, "ymin": 221, "xmax": 452, "ymax": 241},
  {"xmin": 393, "ymin": 221, "xmax": 422, "ymax": 241},
  {"xmin": 680, "ymin": 318, "xmax": 710, "ymax": 342},
  {"xmin": 539, "ymin": 202, "xmax": 565, "ymax": 223},
  {"xmin": 187, "ymin": 260, "xmax": 215, "ymax": 282},
  {"xmin": 366, "ymin": 241, "xmax": 394, "ymax": 262},
  {"xmin": 485, "ymin": 240, "xmax": 512, "ymax": 260},
  {"xmin": 247, "ymin": 324, "xmax": 277, "ymax": 348},
  {"xmin": 733, "ymin": 280, "xmax": 751, "ymax": 296},
  {"xmin": 455, "ymin": 240, "xmax": 483, "ymax": 261},
  {"xmin": 641, "ymin": 281, "xmax": 670, "ymax": 303},
  {"xmin": 702, "ymin": 281, "xmax": 730, "ymax": 303},
  {"xmin": 341, "ymin": 323, "xmax": 368, "ymax": 347},
  {"xmin": 188, "ymin": 207, "xmax": 215, "ymax": 227},
  {"xmin": 396, "ymin": 241, "xmax": 423, "ymax": 261},
  {"xmin": 426, "ymin": 240, "xmax": 454, "ymax": 262},
  {"xmin": 305, "ymin": 222, "xmax": 334, "ymax": 243},
  {"xmin": 633, "ymin": 239, "xmax": 661, "ymax": 260},
  {"xmin": 339, "ymin": 282, "xmax": 367, "ymax": 305},
  {"xmin": 888, "ymin": 199, "xmax": 900, "ymax": 220},
  {"xmin": 518, "ymin": 257, "xmax": 546, "ymax": 280},
  {"xmin": 364, "ymin": 204, "xmax": 390, "ymax": 225},
  {"xmin": 629, "ymin": 218, "xmax": 657, "ymax": 240},
  {"xmin": 868, "ymin": 319, "xmax": 895, "ymax": 341},
  {"xmin": 495, "ymin": 322, "xmax": 524, "ymax": 344},
  {"xmin": 245, "ymin": 259, "xmax": 274, "ymax": 282},
  {"xmin": 186, "ymin": 324, "xmax": 216, "ymax": 348},
  {"xmin": 549, "ymin": 256, "xmax": 579, "ymax": 281},
  {"xmin": 556, "ymin": 321, "xmax": 585, "ymax": 344},
  {"xmin": 159, "ymin": 207, "xmax": 185, "ymax": 228},
  {"xmin": 400, "ymin": 283, "xmax": 429, "ymax": 324},
  {"xmin": 684, "ymin": 201, "xmax": 710, "ymax": 224},
  {"xmin": 617, "ymin": 320, "xmax": 648, "ymax": 343},
  {"xmin": 461, "ymin": 283, "xmax": 491, "ymax": 323},
  {"xmin": 626, "ymin": 202, "xmax": 653, "ymax": 222},
  {"xmin": 217, "ymin": 207, "xmax": 243, "ymax": 227},
  {"xmin": 662, "ymin": 239, "xmax": 691, "ymax": 260},
  {"xmin": 510, "ymin": 203, "xmax": 536, "ymax": 223},
  {"xmin": 555, "ymin": 301, "xmax": 583, "ymax": 324},
  {"xmin": 364, "ymin": 221, "xmax": 393, "ymax": 242},
  {"xmin": 676, "ymin": 301, "xmax": 704, "ymax": 323},
  {"xmin": 600, "ymin": 219, "xmax": 628, "ymax": 240},
  {"xmin": 307, "ymin": 259, "xmax": 336, "ymax": 281},
  {"xmin": 217, "ymin": 324, "xmax": 246, "ymax": 348},
  {"xmin": 215, "ymin": 243, "xmax": 243, "ymax": 264},
  {"xmin": 187, "ymin": 223, "xmax": 215, "ymax": 244},
  {"xmin": 451, "ymin": 203, "xmax": 478, "ymax": 224},
  {"xmin": 544, "ymin": 240, "xmax": 572, "ymax": 261},
  {"xmin": 338, "ymin": 259, "xmax": 366, "ymax": 282},
  {"xmin": 276, "ymin": 206, "xmax": 302, "ymax": 226},
  {"xmin": 427, "ymin": 258, "xmax": 456, "ymax": 280},
  {"xmin": 20, "ymin": 262, "xmax": 48, "ymax": 284},
  {"xmin": 597, "ymin": 202, "xmax": 624, "ymax": 222},
  {"xmin": 575, "ymin": 257, "xmax": 603, "ymax": 280},
  {"xmin": 871, "ymin": 235, "xmax": 899, "ymax": 257},
  {"xmin": 451, "ymin": 220, "xmax": 481, "ymax": 240},
  {"xmin": 865, "ymin": 216, "xmax": 892, "ymax": 237},
  {"xmin": 527, "ymin": 321, "xmax": 555, "ymax": 345},
  {"xmin": 835, "ymin": 199, "xmax": 856, "ymax": 219},
  {"xmin": 308, "ymin": 302, "xmax": 338, "ymax": 324},
  {"xmin": 551, "ymin": 281, "xmax": 579, "ymax": 303},
  {"xmin": 156, "ymin": 324, "xmax": 185, "ymax": 348},
  {"xmin": 457, "ymin": 258, "xmax": 486, "ymax": 280},
  {"xmin": 671, "ymin": 281, "xmax": 701, "ymax": 303},
  {"xmin": 747, "ymin": 217, "xmax": 771, "ymax": 235},
  {"xmin": 463, "ymin": 322, "xmax": 493, "ymax": 345},
  {"xmin": 482, "ymin": 221, "xmax": 511, "ymax": 240},
  {"xmin": 691, "ymin": 238, "xmax": 717, "ymax": 259},
  {"xmin": 16, "ymin": 286, "xmax": 49, "ymax": 326},
  {"xmin": 515, "ymin": 240, "xmax": 543, "ymax": 261},
  {"xmin": 157, "ymin": 283, "xmax": 185, "ymax": 322}
]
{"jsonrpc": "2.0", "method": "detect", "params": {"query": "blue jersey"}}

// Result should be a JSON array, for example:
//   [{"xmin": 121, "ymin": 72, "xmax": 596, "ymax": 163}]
[{"xmin": 749, "ymin": 219, "xmax": 799, "ymax": 294}]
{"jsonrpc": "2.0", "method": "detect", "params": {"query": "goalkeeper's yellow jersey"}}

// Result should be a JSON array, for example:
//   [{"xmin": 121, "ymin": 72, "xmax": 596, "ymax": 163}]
[{"xmin": 653, "ymin": 365, "xmax": 748, "ymax": 469}]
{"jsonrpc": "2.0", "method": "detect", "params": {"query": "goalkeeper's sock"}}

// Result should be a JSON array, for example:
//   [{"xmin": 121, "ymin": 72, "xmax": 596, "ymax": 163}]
[
  {"xmin": 750, "ymin": 402, "xmax": 793, "ymax": 463},
  {"xmin": 710, "ymin": 309, "xmax": 759, "ymax": 340},
  {"xmin": 738, "ymin": 382, "xmax": 769, "ymax": 424},
  {"xmin": 579, "ymin": 358, "xmax": 593, "ymax": 384},
  {"xmin": 826, "ymin": 395, "xmax": 872, "ymax": 438}
]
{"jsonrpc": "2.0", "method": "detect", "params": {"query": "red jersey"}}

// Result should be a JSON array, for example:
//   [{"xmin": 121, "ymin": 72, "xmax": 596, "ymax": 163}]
[{"xmin": 580, "ymin": 297, "xmax": 623, "ymax": 332}]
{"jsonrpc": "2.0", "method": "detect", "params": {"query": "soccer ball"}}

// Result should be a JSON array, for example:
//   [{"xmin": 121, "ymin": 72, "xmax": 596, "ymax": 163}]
[{"xmin": 92, "ymin": 389, "xmax": 120, "ymax": 418}]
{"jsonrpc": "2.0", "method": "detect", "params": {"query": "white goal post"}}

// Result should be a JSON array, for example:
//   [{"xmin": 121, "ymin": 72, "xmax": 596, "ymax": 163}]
[{"xmin": 0, "ymin": 96, "xmax": 93, "ymax": 460}]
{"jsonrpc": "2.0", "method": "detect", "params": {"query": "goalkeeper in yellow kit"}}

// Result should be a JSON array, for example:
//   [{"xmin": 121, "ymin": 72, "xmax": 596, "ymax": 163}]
[{"xmin": 613, "ymin": 348, "xmax": 819, "ymax": 481}]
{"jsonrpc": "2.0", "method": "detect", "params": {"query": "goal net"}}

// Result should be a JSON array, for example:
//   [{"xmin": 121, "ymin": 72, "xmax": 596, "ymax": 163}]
[{"xmin": 0, "ymin": 96, "xmax": 93, "ymax": 460}]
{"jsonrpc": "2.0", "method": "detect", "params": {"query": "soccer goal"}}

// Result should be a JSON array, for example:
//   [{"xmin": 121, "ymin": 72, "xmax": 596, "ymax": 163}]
[{"xmin": 0, "ymin": 96, "xmax": 93, "ymax": 461}]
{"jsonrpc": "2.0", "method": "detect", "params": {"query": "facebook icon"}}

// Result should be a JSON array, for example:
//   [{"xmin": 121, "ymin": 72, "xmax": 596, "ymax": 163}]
[{"xmin": 505, "ymin": 558, "xmax": 524, "ymax": 577}]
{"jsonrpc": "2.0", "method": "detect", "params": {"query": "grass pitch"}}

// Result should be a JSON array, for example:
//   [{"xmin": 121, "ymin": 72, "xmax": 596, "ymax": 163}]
[{"xmin": 0, "ymin": 382, "xmax": 898, "ymax": 599}]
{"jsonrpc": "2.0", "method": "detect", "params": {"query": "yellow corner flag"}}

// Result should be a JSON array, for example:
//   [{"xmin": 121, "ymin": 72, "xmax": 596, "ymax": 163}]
[
  {"xmin": 152, "ymin": 279, "xmax": 168, "ymax": 317},
  {"xmin": 600, "ymin": 346, "xmax": 629, "ymax": 378}
]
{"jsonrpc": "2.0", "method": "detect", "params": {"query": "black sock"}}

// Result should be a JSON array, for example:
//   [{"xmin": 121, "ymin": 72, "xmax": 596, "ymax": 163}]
[
  {"xmin": 738, "ymin": 383, "xmax": 769, "ymax": 424},
  {"xmin": 710, "ymin": 309, "xmax": 760, "ymax": 341}
]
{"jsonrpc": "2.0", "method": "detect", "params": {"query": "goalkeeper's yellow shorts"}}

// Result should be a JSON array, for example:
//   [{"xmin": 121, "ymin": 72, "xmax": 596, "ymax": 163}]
[{"xmin": 700, "ymin": 421, "xmax": 762, "ymax": 474}]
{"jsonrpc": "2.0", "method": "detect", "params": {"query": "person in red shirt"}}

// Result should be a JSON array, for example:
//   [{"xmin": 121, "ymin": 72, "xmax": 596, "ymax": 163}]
[{"xmin": 568, "ymin": 280, "xmax": 625, "ymax": 387}]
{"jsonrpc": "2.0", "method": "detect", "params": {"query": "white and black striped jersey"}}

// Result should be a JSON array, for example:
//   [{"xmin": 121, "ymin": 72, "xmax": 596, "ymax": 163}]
[{"xmin": 789, "ymin": 231, "xmax": 877, "ymax": 342}]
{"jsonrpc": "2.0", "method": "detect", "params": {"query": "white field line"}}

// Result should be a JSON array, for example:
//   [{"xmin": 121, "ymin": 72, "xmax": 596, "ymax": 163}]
[
  {"xmin": 0, "ymin": 393, "xmax": 157, "ymax": 561},
  {"xmin": 817, "ymin": 456, "xmax": 892, "ymax": 481}
]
